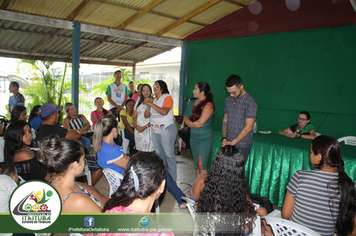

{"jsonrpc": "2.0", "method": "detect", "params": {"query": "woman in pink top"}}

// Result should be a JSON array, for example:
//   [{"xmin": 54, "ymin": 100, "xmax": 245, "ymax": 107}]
[
  {"xmin": 102, "ymin": 152, "xmax": 174, "ymax": 236},
  {"xmin": 91, "ymin": 97, "xmax": 111, "ymax": 129}
]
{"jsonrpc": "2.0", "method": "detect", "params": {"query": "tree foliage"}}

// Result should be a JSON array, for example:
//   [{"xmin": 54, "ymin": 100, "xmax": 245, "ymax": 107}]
[{"xmin": 21, "ymin": 60, "xmax": 88, "ymax": 123}]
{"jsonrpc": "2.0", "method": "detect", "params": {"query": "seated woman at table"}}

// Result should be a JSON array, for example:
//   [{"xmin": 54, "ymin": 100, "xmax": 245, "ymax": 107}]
[
  {"xmin": 282, "ymin": 135, "xmax": 356, "ymax": 236},
  {"xmin": 196, "ymin": 145, "xmax": 267, "ymax": 235},
  {"xmin": 279, "ymin": 111, "xmax": 316, "ymax": 139},
  {"xmin": 101, "ymin": 152, "xmax": 174, "ymax": 236},
  {"xmin": 38, "ymin": 135, "xmax": 108, "ymax": 213}
]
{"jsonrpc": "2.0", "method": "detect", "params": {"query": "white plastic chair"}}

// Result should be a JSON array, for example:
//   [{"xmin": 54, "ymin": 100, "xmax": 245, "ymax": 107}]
[
  {"xmin": 76, "ymin": 158, "xmax": 92, "ymax": 185},
  {"xmin": 182, "ymin": 196, "xmax": 261, "ymax": 236},
  {"xmin": 103, "ymin": 168, "xmax": 124, "ymax": 197},
  {"xmin": 337, "ymin": 136, "xmax": 356, "ymax": 146},
  {"xmin": 119, "ymin": 129, "xmax": 130, "ymax": 154},
  {"xmin": 262, "ymin": 216, "xmax": 321, "ymax": 236}
]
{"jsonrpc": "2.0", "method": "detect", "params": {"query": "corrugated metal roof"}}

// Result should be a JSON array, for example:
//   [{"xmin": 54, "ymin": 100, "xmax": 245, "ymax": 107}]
[
  {"xmin": 162, "ymin": 22, "xmax": 203, "ymax": 39},
  {"xmin": 124, "ymin": 13, "xmax": 175, "ymax": 35},
  {"xmin": 0, "ymin": 0, "xmax": 253, "ymax": 65},
  {"xmin": 190, "ymin": 1, "xmax": 243, "ymax": 24},
  {"xmin": 152, "ymin": 0, "xmax": 210, "ymax": 18},
  {"xmin": 75, "ymin": 2, "xmax": 137, "ymax": 28}
]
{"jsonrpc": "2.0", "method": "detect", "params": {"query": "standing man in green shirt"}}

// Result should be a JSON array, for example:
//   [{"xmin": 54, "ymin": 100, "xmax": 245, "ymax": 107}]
[{"xmin": 106, "ymin": 70, "xmax": 129, "ymax": 119}]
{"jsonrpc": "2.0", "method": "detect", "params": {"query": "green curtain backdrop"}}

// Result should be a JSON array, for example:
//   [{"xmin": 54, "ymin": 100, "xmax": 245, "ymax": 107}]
[{"xmin": 185, "ymin": 24, "xmax": 356, "ymax": 138}]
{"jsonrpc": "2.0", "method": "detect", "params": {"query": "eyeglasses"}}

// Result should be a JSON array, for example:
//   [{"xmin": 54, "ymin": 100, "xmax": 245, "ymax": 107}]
[
  {"xmin": 226, "ymin": 86, "xmax": 241, "ymax": 96},
  {"xmin": 142, "ymin": 89, "xmax": 150, "ymax": 92},
  {"xmin": 298, "ymin": 117, "xmax": 307, "ymax": 121}
]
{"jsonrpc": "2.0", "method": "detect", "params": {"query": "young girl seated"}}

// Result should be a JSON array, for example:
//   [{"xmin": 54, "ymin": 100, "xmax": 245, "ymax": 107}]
[
  {"xmin": 0, "ymin": 161, "xmax": 18, "ymax": 213},
  {"xmin": 196, "ymin": 145, "xmax": 267, "ymax": 235},
  {"xmin": 102, "ymin": 152, "xmax": 174, "ymax": 236}
]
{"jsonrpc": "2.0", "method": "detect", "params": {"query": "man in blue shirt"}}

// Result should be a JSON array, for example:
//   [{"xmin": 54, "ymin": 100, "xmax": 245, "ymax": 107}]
[{"xmin": 8, "ymin": 82, "xmax": 25, "ymax": 114}]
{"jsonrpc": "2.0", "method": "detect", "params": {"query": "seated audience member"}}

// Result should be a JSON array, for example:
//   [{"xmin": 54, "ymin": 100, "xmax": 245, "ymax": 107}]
[
  {"xmin": 4, "ymin": 120, "xmax": 48, "ymax": 181},
  {"xmin": 37, "ymin": 103, "xmax": 80, "ymax": 141},
  {"xmin": 189, "ymin": 173, "xmax": 208, "ymax": 201},
  {"xmin": 37, "ymin": 103, "xmax": 102, "ymax": 185},
  {"xmin": 63, "ymin": 102, "xmax": 92, "ymax": 152},
  {"xmin": 91, "ymin": 97, "xmax": 111, "ymax": 129},
  {"xmin": 196, "ymin": 145, "xmax": 267, "ymax": 235},
  {"xmin": 94, "ymin": 116, "xmax": 186, "ymax": 208},
  {"xmin": 178, "ymin": 120, "xmax": 191, "ymax": 153},
  {"xmin": 0, "ymin": 162, "xmax": 18, "ymax": 213},
  {"xmin": 12, "ymin": 106, "xmax": 38, "ymax": 146},
  {"xmin": 0, "ymin": 122, "xmax": 5, "ymax": 162},
  {"xmin": 28, "ymin": 105, "xmax": 42, "ymax": 131},
  {"xmin": 279, "ymin": 111, "xmax": 316, "ymax": 139},
  {"xmin": 38, "ymin": 135, "xmax": 108, "ymax": 213},
  {"xmin": 93, "ymin": 114, "xmax": 129, "ymax": 177},
  {"xmin": 282, "ymin": 135, "xmax": 356, "ymax": 236},
  {"xmin": 120, "ymin": 99, "xmax": 137, "ymax": 155},
  {"xmin": 132, "ymin": 84, "xmax": 142, "ymax": 102},
  {"xmin": 101, "ymin": 152, "xmax": 174, "ymax": 236},
  {"xmin": 10, "ymin": 106, "xmax": 27, "ymax": 122}
]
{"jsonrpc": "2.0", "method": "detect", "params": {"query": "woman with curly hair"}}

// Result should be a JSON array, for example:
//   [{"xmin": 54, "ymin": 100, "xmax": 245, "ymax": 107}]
[
  {"xmin": 102, "ymin": 152, "xmax": 174, "ymax": 236},
  {"xmin": 282, "ymin": 135, "xmax": 356, "ymax": 235},
  {"xmin": 196, "ymin": 145, "xmax": 266, "ymax": 235}
]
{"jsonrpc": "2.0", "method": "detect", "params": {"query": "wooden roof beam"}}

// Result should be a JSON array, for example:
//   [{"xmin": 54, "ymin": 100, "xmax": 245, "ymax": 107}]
[
  {"xmin": 0, "ymin": 52, "xmax": 134, "ymax": 66},
  {"xmin": 223, "ymin": 0, "xmax": 247, "ymax": 7},
  {"xmin": 94, "ymin": 0, "xmax": 206, "ymax": 27},
  {"xmin": 116, "ymin": 0, "xmax": 165, "ymax": 30},
  {"xmin": 154, "ymin": 0, "xmax": 223, "ymax": 36}
]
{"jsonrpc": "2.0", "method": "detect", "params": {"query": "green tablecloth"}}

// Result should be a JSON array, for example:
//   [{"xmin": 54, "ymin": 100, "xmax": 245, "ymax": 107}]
[{"xmin": 209, "ymin": 132, "xmax": 356, "ymax": 207}]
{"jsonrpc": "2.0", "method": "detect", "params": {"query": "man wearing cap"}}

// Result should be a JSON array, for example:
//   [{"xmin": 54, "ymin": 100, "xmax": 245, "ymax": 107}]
[
  {"xmin": 37, "ymin": 103, "xmax": 102, "ymax": 185},
  {"xmin": 106, "ymin": 70, "xmax": 129, "ymax": 119},
  {"xmin": 37, "ymin": 103, "xmax": 81, "ymax": 142}
]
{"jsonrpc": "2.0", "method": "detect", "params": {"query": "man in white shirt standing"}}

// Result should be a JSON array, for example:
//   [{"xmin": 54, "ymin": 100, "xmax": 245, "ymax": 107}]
[{"xmin": 106, "ymin": 70, "xmax": 129, "ymax": 120}]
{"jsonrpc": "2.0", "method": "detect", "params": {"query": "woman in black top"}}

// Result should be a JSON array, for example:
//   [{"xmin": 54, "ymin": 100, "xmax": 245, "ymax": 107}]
[{"xmin": 4, "ymin": 120, "xmax": 48, "ymax": 181}]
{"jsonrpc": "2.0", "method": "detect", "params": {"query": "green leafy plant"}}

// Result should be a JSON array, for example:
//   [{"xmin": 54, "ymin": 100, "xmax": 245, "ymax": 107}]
[{"xmin": 20, "ymin": 60, "xmax": 88, "ymax": 123}]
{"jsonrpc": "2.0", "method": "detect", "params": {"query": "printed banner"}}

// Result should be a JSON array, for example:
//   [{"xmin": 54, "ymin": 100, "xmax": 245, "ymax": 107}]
[{"xmin": 0, "ymin": 213, "xmax": 194, "ymax": 233}]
